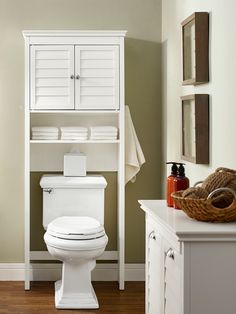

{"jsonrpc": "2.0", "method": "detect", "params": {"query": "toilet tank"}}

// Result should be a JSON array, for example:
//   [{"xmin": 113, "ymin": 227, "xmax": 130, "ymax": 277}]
[{"xmin": 40, "ymin": 175, "xmax": 107, "ymax": 229}]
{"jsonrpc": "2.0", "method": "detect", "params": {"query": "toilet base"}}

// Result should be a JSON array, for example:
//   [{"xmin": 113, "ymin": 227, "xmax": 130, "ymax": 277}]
[{"xmin": 55, "ymin": 280, "xmax": 99, "ymax": 309}]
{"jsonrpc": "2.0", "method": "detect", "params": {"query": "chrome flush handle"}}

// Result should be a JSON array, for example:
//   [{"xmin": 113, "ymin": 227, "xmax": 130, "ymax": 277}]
[{"xmin": 44, "ymin": 188, "xmax": 53, "ymax": 194}]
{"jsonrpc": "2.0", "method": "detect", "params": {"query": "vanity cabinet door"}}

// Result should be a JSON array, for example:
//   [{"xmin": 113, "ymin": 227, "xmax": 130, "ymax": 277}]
[
  {"xmin": 146, "ymin": 216, "xmax": 182, "ymax": 314},
  {"xmin": 146, "ymin": 218, "xmax": 163, "ymax": 314},
  {"xmin": 75, "ymin": 46, "xmax": 119, "ymax": 110},
  {"xmin": 30, "ymin": 45, "xmax": 75, "ymax": 110},
  {"xmin": 164, "ymin": 242, "xmax": 181, "ymax": 314}
]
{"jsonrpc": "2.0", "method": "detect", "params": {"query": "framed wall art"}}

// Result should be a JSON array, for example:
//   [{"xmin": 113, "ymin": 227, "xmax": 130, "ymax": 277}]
[
  {"xmin": 182, "ymin": 12, "xmax": 209, "ymax": 85},
  {"xmin": 181, "ymin": 94, "xmax": 209, "ymax": 164}
]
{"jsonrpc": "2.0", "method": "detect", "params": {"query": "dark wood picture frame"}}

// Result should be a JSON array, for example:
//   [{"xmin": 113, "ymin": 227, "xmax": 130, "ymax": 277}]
[
  {"xmin": 181, "ymin": 94, "xmax": 209, "ymax": 164},
  {"xmin": 182, "ymin": 12, "xmax": 209, "ymax": 85}
]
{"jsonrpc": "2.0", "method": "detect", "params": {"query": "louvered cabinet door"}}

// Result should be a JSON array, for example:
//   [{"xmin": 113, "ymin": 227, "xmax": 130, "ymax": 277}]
[
  {"xmin": 164, "ymin": 244, "xmax": 181, "ymax": 314},
  {"xmin": 146, "ymin": 219, "xmax": 163, "ymax": 314},
  {"xmin": 30, "ymin": 46, "xmax": 74, "ymax": 110},
  {"xmin": 75, "ymin": 46, "xmax": 119, "ymax": 110}
]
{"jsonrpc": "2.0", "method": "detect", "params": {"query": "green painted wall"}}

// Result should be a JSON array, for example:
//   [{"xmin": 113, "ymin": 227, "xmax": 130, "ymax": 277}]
[{"xmin": 0, "ymin": 0, "xmax": 162, "ymax": 263}]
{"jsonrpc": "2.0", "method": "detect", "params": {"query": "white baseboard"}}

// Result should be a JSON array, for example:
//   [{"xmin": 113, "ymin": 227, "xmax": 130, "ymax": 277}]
[
  {"xmin": 0, "ymin": 263, "xmax": 144, "ymax": 281},
  {"xmin": 0, "ymin": 264, "xmax": 25, "ymax": 281}
]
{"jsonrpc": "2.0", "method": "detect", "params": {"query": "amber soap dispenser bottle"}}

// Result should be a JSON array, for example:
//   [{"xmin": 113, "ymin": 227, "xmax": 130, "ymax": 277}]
[
  {"xmin": 173, "ymin": 163, "xmax": 189, "ymax": 209},
  {"xmin": 166, "ymin": 162, "xmax": 178, "ymax": 207}
]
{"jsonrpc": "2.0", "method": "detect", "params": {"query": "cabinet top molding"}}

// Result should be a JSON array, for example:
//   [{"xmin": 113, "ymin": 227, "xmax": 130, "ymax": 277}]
[{"xmin": 22, "ymin": 30, "xmax": 127, "ymax": 38}]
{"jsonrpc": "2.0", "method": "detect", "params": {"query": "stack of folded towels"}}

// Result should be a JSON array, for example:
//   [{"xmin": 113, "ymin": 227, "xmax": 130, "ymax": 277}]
[
  {"xmin": 31, "ymin": 127, "xmax": 59, "ymax": 140},
  {"xmin": 60, "ymin": 127, "xmax": 88, "ymax": 140},
  {"xmin": 90, "ymin": 126, "xmax": 118, "ymax": 140}
]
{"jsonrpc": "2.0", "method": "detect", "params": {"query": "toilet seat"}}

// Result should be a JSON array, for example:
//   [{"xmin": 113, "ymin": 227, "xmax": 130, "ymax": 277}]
[
  {"xmin": 44, "ymin": 230, "xmax": 108, "ymax": 251},
  {"xmin": 47, "ymin": 216, "xmax": 105, "ymax": 240}
]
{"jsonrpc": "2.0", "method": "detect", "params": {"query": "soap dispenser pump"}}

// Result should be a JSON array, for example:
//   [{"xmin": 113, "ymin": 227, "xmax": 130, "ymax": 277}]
[
  {"xmin": 173, "ymin": 163, "xmax": 189, "ymax": 209},
  {"xmin": 166, "ymin": 162, "xmax": 178, "ymax": 207}
]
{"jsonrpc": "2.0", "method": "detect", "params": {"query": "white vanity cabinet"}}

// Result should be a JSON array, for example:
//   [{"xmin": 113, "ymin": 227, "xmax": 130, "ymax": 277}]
[
  {"xmin": 30, "ymin": 42, "xmax": 119, "ymax": 110},
  {"xmin": 140, "ymin": 200, "xmax": 236, "ymax": 314}
]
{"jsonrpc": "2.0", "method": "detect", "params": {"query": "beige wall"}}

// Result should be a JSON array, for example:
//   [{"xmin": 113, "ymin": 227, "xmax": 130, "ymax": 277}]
[
  {"xmin": 0, "ymin": 0, "xmax": 162, "ymax": 263},
  {"xmin": 162, "ymin": 0, "xmax": 236, "ymax": 193}
]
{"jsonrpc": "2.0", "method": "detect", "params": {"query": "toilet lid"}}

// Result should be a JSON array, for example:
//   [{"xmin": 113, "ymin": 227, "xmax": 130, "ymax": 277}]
[{"xmin": 47, "ymin": 216, "xmax": 105, "ymax": 240}]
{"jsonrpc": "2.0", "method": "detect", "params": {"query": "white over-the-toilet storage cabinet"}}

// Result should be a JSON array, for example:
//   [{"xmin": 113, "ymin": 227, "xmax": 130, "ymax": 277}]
[{"xmin": 23, "ymin": 30, "xmax": 127, "ymax": 290}]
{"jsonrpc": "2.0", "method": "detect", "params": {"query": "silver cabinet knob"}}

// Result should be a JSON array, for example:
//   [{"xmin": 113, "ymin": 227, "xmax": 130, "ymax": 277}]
[
  {"xmin": 166, "ymin": 248, "xmax": 175, "ymax": 260},
  {"xmin": 75, "ymin": 74, "xmax": 80, "ymax": 80},
  {"xmin": 149, "ymin": 231, "xmax": 156, "ymax": 240},
  {"xmin": 70, "ymin": 75, "xmax": 75, "ymax": 79}
]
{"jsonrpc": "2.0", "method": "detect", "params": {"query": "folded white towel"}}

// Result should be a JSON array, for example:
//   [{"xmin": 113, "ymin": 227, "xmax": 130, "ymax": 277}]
[
  {"xmin": 90, "ymin": 132, "xmax": 118, "ymax": 136},
  {"xmin": 90, "ymin": 135, "xmax": 118, "ymax": 139},
  {"xmin": 32, "ymin": 136, "xmax": 59, "ymax": 140},
  {"xmin": 90, "ymin": 137, "xmax": 117, "ymax": 141},
  {"xmin": 61, "ymin": 137, "xmax": 87, "ymax": 141},
  {"xmin": 90, "ymin": 138, "xmax": 117, "ymax": 141},
  {"xmin": 61, "ymin": 134, "xmax": 87, "ymax": 137},
  {"xmin": 32, "ymin": 134, "xmax": 58, "ymax": 137},
  {"xmin": 32, "ymin": 127, "xmax": 59, "ymax": 133},
  {"xmin": 61, "ymin": 132, "xmax": 88, "ymax": 136},
  {"xmin": 125, "ymin": 105, "xmax": 145, "ymax": 184},
  {"xmin": 32, "ymin": 132, "xmax": 59, "ymax": 137},
  {"xmin": 61, "ymin": 135, "xmax": 88, "ymax": 139},
  {"xmin": 90, "ymin": 126, "xmax": 118, "ymax": 133},
  {"xmin": 61, "ymin": 133, "xmax": 88, "ymax": 136},
  {"xmin": 90, "ymin": 134, "xmax": 117, "ymax": 137},
  {"xmin": 60, "ymin": 127, "xmax": 88, "ymax": 133}
]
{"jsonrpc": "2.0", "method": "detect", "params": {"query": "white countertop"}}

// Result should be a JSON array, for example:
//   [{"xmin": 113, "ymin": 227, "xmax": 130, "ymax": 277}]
[{"xmin": 139, "ymin": 200, "xmax": 236, "ymax": 241}]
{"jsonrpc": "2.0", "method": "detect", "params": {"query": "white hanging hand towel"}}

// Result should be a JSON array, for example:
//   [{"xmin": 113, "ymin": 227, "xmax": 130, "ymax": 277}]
[{"xmin": 125, "ymin": 105, "xmax": 145, "ymax": 184}]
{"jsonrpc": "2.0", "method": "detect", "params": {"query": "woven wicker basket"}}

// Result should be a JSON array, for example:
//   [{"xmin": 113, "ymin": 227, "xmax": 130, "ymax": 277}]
[{"xmin": 172, "ymin": 187, "xmax": 236, "ymax": 223}]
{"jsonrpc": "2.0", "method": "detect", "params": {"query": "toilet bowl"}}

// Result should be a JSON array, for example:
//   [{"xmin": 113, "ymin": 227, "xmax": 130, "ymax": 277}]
[{"xmin": 44, "ymin": 216, "xmax": 108, "ymax": 309}]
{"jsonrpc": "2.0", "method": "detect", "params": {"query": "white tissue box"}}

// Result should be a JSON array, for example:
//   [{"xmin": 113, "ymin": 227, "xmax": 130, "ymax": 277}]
[{"xmin": 63, "ymin": 153, "xmax": 87, "ymax": 177}]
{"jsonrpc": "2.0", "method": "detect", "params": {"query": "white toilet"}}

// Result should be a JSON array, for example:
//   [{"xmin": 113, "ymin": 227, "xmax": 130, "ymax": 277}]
[{"xmin": 40, "ymin": 174, "xmax": 108, "ymax": 309}]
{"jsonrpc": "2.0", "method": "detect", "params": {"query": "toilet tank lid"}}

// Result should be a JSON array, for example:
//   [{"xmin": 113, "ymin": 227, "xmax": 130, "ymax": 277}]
[{"xmin": 40, "ymin": 175, "xmax": 107, "ymax": 189}]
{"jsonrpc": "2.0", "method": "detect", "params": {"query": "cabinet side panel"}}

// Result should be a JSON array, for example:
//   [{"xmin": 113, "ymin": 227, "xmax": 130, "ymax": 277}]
[
  {"xmin": 118, "ymin": 38, "xmax": 125, "ymax": 289},
  {"xmin": 24, "ymin": 38, "xmax": 30, "ymax": 290},
  {"xmin": 189, "ymin": 242, "xmax": 236, "ymax": 314}
]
